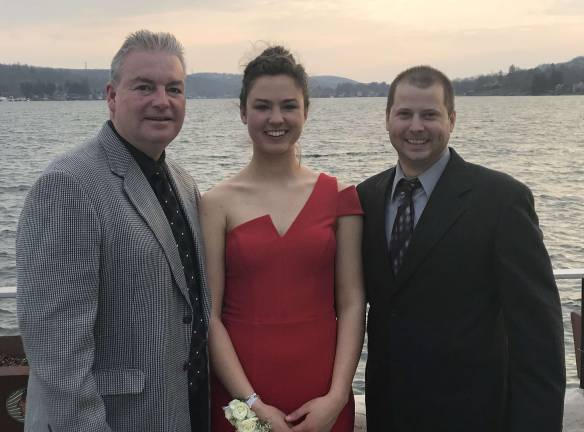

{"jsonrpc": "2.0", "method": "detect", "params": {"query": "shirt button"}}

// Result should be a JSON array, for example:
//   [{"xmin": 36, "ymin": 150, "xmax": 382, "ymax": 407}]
[{"xmin": 183, "ymin": 315, "xmax": 193, "ymax": 324}]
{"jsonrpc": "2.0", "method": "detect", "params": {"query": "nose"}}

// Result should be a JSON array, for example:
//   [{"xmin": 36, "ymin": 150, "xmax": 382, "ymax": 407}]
[
  {"xmin": 268, "ymin": 107, "xmax": 284, "ymax": 124},
  {"xmin": 409, "ymin": 114, "xmax": 424, "ymax": 132},
  {"xmin": 151, "ymin": 86, "xmax": 170, "ymax": 109}
]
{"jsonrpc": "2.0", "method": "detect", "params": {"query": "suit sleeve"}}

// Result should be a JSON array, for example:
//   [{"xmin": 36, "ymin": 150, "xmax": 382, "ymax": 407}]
[
  {"xmin": 494, "ymin": 184, "xmax": 566, "ymax": 431},
  {"xmin": 16, "ymin": 171, "xmax": 112, "ymax": 432}
]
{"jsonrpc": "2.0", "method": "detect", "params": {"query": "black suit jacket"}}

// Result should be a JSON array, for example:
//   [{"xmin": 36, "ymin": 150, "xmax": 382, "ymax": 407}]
[{"xmin": 357, "ymin": 149, "xmax": 565, "ymax": 432}]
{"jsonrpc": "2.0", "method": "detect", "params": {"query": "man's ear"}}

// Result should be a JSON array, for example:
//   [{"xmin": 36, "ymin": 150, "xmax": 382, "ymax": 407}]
[
  {"xmin": 240, "ymin": 107, "xmax": 247, "ymax": 125},
  {"xmin": 106, "ymin": 82, "xmax": 116, "ymax": 114},
  {"xmin": 449, "ymin": 110, "xmax": 456, "ymax": 132}
]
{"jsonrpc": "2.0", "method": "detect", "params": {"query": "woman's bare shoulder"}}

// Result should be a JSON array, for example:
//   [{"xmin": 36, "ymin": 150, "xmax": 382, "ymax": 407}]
[{"xmin": 202, "ymin": 175, "xmax": 254, "ymax": 210}]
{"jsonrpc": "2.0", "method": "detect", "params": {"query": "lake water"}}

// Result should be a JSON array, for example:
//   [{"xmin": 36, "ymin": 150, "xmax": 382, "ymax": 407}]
[{"xmin": 1, "ymin": 97, "xmax": 583, "ymax": 392}]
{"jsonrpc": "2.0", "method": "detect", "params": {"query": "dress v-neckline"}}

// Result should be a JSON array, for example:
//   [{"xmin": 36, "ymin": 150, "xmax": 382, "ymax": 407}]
[{"xmin": 229, "ymin": 173, "xmax": 324, "ymax": 239}]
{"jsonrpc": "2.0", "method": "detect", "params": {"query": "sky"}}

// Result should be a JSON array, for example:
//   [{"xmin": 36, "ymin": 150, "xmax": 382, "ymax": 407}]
[{"xmin": 1, "ymin": 0, "xmax": 583, "ymax": 82}]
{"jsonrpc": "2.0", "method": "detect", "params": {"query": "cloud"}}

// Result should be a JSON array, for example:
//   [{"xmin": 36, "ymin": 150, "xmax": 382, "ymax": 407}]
[
  {"xmin": 1, "ymin": 0, "xmax": 257, "ymax": 29},
  {"xmin": 546, "ymin": 0, "xmax": 584, "ymax": 15},
  {"xmin": 0, "ymin": 0, "xmax": 581, "ymax": 81}
]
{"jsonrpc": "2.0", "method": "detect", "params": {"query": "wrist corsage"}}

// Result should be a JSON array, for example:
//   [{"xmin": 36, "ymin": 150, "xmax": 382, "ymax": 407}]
[{"xmin": 224, "ymin": 395, "xmax": 271, "ymax": 432}]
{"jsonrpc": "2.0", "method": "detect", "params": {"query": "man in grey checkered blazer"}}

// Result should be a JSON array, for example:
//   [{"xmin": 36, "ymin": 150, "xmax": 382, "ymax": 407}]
[{"xmin": 16, "ymin": 31, "xmax": 210, "ymax": 431}]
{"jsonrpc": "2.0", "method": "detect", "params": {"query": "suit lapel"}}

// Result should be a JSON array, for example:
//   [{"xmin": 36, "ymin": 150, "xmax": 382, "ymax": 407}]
[
  {"xmin": 98, "ymin": 124, "xmax": 191, "ymax": 302},
  {"xmin": 393, "ymin": 150, "xmax": 471, "ymax": 291},
  {"xmin": 371, "ymin": 168, "xmax": 397, "ymax": 286},
  {"xmin": 124, "ymin": 166, "xmax": 190, "ymax": 301}
]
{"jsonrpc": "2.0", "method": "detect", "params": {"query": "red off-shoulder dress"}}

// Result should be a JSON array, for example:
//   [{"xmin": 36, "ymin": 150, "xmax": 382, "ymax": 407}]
[{"xmin": 211, "ymin": 173, "xmax": 363, "ymax": 431}]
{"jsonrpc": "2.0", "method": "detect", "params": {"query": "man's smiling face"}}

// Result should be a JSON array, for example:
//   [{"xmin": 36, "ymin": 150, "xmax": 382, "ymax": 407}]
[{"xmin": 107, "ymin": 49, "xmax": 186, "ymax": 160}]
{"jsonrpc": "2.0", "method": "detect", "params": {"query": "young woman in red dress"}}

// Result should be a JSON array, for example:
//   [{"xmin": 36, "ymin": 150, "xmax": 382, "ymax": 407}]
[{"xmin": 201, "ymin": 46, "xmax": 365, "ymax": 432}]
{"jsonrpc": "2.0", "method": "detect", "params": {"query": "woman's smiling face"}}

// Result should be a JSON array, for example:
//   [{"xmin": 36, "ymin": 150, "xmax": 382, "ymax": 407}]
[{"xmin": 241, "ymin": 74, "xmax": 308, "ymax": 156}]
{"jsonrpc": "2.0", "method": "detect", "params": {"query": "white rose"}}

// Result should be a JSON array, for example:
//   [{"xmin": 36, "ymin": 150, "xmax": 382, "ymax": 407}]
[
  {"xmin": 228, "ymin": 399, "xmax": 249, "ymax": 420},
  {"xmin": 224, "ymin": 406, "xmax": 233, "ymax": 421},
  {"xmin": 237, "ymin": 417, "xmax": 258, "ymax": 432}
]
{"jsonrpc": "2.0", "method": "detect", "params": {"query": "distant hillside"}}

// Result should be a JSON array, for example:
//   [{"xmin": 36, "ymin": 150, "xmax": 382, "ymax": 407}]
[
  {"xmin": 186, "ymin": 73, "xmax": 241, "ymax": 98},
  {"xmin": 311, "ymin": 75, "xmax": 358, "ymax": 88},
  {"xmin": 453, "ymin": 56, "xmax": 584, "ymax": 95},
  {"xmin": 185, "ymin": 73, "xmax": 362, "ymax": 98},
  {"xmin": 0, "ymin": 64, "xmax": 109, "ymax": 99},
  {"xmin": 3, "ymin": 55, "xmax": 583, "ymax": 100},
  {"xmin": 0, "ymin": 64, "xmax": 387, "ymax": 100}
]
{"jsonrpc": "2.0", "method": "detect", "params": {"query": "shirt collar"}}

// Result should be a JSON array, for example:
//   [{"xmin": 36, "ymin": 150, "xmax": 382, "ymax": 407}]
[
  {"xmin": 107, "ymin": 120, "xmax": 166, "ymax": 179},
  {"xmin": 391, "ymin": 147, "xmax": 451, "ymax": 201}
]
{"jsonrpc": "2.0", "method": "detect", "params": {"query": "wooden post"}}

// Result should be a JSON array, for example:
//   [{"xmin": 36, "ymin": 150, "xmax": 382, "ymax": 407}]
[{"xmin": 0, "ymin": 336, "xmax": 28, "ymax": 431}]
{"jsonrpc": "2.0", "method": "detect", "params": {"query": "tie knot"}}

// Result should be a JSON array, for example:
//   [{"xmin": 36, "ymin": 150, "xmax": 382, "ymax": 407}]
[{"xmin": 395, "ymin": 177, "xmax": 421, "ymax": 198}]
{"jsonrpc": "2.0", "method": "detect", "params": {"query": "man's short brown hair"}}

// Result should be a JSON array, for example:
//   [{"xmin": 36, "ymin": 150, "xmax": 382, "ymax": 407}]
[{"xmin": 386, "ymin": 65, "xmax": 455, "ymax": 115}]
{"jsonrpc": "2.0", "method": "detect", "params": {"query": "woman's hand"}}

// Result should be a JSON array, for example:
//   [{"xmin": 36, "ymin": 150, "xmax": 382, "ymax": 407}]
[
  {"xmin": 284, "ymin": 393, "xmax": 347, "ymax": 432},
  {"xmin": 253, "ymin": 399, "xmax": 295, "ymax": 432}
]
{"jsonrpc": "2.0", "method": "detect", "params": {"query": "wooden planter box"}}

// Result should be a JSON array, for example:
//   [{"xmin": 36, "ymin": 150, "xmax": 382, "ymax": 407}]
[{"xmin": 0, "ymin": 336, "xmax": 28, "ymax": 431}]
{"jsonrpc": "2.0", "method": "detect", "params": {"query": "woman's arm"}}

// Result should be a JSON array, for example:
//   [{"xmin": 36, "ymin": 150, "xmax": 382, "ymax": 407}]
[
  {"xmin": 201, "ymin": 190, "xmax": 294, "ymax": 432},
  {"xmin": 286, "ymin": 211, "xmax": 366, "ymax": 432},
  {"xmin": 329, "ymin": 213, "xmax": 366, "ymax": 403}
]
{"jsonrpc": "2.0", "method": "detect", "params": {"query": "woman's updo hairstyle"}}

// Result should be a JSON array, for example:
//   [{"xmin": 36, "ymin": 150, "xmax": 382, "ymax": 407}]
[{"xmin": 239, "ymin": 46, "xmax": 310, "ymax": 111}]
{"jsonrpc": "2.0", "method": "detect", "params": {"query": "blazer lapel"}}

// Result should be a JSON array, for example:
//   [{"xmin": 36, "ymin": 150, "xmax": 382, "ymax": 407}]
[
  {"xmin": 124, "ymin": 166, "xmax": 190, "ymax": 301},
  {"xmin": 98, "ymin": 124, "xmax": 190, "ymax": 302},
  {"xmin": 371, "ymin": 168, "xmax": 397, "ymax": 287},
  {"xmin": 393, "ymin": 150, "xmax": 471, "ymax": 291}
]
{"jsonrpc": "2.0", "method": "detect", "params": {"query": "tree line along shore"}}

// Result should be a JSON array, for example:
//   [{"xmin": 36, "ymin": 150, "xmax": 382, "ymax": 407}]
[{"xmin": 1, "ymin": 56, "xmax": 583, "ymax": 101}]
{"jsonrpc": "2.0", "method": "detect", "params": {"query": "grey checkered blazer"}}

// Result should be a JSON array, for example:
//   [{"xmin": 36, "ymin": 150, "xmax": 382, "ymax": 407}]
[{"xmin": 16, "ymin": 122, "xmax": 210, "ymax": 432}]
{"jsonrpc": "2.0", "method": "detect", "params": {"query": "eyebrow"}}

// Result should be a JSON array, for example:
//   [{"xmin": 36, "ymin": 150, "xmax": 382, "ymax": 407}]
[
  {"xmin": 252, "ymin": 98, "xmax": 299, "ymax": 104},
  {"xmin": 129, "ymin": 77, "xmax": 184, "ymax": 87}
]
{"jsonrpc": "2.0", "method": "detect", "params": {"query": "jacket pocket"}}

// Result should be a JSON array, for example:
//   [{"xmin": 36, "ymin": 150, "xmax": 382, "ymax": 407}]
[{"xmin": 93, "ymin": 368, "xmax": 145, "ymax": 396}]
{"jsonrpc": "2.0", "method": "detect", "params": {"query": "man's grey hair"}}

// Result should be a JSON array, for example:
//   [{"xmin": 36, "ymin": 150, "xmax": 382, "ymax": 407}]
[{"xmin": 110, "ymin": 30, "xmax": 186, "ymax": 84}]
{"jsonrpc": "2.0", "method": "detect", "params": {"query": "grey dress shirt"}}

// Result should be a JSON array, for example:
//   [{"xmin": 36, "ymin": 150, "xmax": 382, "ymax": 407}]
[{"xmin": 386, "ymin": 148, "xmax": 451, "ymax": 245}]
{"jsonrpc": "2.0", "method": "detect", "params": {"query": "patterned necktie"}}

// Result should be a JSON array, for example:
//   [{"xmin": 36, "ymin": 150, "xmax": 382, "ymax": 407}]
[{"xmin": 389, "ymin": 178, "xmax": 422, "ymax": 275}]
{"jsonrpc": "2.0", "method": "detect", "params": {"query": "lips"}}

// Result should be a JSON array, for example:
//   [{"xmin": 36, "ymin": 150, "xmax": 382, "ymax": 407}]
[
  {"xmin": 406, "ymin": 137, "xmax": 428, "ymax": 145},
  {"xmin": 145, "ymin": 116, "xmax": 173, "ymax": 122},
  {"xmin": 264, "ymin": 129, "xmax": 287, "ymax": 137}
]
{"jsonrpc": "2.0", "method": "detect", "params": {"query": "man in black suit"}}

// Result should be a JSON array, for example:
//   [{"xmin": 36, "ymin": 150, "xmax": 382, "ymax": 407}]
[{"xmin": 357, "ymin": 65, "xmax": 565, "ymax": 431}]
